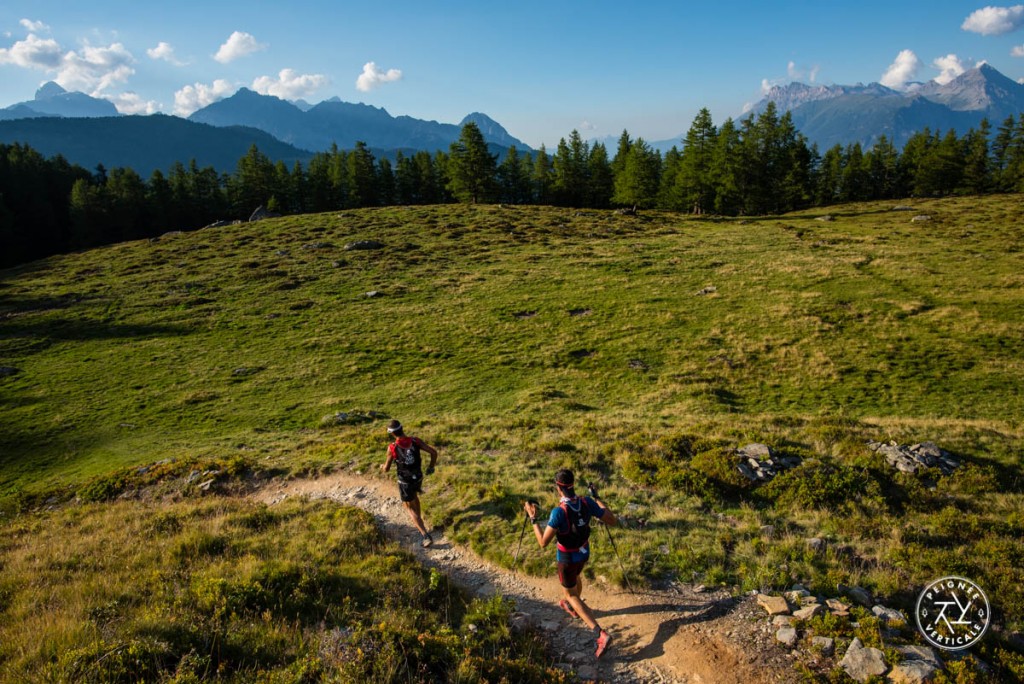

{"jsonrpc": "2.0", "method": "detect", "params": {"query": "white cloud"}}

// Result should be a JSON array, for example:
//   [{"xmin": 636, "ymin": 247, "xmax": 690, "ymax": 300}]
[
  {"xmin": 0, "ymin": 32, "xmax": 64, "ymax": 69},
  {"xmin": 147, "ymin": 41, "xmax": 185, "ymax": 66},
  {"xmin": 107, "ymin": 91, "xmax": 160, "ymax": 115},
  {"xmin": 355, "ymin": 61, "xmax": 402, "ymax": 92},
  {"xmin": 214, "ymin": 31, "xmax": 266, "ymax": 64},
  {"xmin": 933, "ymin": 54, "xmax": 970, "ymax": 84},
  {"xmin": 56, "ymin": 41, "xmax": 135, "ymax": 94},
  {"xmin": 173, "ymin": 79, "xmax": 234, "ymax": 116},
  {"xmin": 252, "ymin": 68, "xmax": 328, "ymax": 99},
  {"xmin": 962, "ymin": 5, "xmax": 1024, "ymax": 35},
  {"xmin": 0, "ymin": 32, "xmax": 135, "ymax": 95},
  {"xmin": 20, "ymin": 19, "xmax": 50, "ymax": 33},
  {"xmin": 787, "ymin": 61, "xmax": 798, "ymax": 79},
  {"xmin": 880, "ymin": 49, "xmax": 922, "ymax": 89},
  {"xmin": 1013, "ymin": 44, "xmax": 1024, "ymax": 56},
  {"xmin": 579, "ymin": 119, "xmax": 597, "ymax": 132}
]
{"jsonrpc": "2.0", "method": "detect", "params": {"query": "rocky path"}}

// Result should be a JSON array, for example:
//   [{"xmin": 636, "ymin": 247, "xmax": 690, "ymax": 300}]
[{"xmin": 254, "ymin": 472, "xmax": 795, "ymax": 683}]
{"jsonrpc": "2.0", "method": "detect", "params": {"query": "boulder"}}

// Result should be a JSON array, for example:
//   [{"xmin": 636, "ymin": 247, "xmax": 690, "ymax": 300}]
[
  {"xmin": 776, "ymin": 626, "xmax": 799, "ymax": 647},
  {"xmin": 840, "ymin": 585, "xmax": 873, "ymax": 607},
  {"xmin": 889, "ymin": 660, "xmax": 940, "ymax": 684},
  {"xmin": 756, "ymin": 594, "xmax": 791, "ymax": 616},
  {"xmin": 794, "ymin": 604, "xmax": 824, "ymax": 620},
  {"xmin": 868, "ymin": 440, "xmax": 958, "ymax": 475},
  {"xmin": 840, "ymin": 637, "xmax": 888, "ymax": 682},
  {"xmin": 872, "ymin": 605, "xmax": 907, "ymax": 623},
  {"xmin": 811, "ymin": 636, "xmax": 835, "ymax": 656}
]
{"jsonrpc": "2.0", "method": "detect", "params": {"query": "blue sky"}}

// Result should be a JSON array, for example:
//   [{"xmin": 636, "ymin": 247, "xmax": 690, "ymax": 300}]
[{"xmin": 3, "ymin": 1, "xmax": 1024, "ymax": 148}]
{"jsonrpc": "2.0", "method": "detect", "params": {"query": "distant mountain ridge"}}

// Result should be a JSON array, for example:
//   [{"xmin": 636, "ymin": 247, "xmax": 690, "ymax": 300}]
[
  {"xmin": 0, "ymin": 82, "xmax": 119, "ymax": 120},
  {"xmin": 0, "ymin": 115, "xmax": 313, "ymax": 176},
  {"xmin": 749, "ymin": 63, "xmax": 1024, "ymax": 149},
  {"xmin": 188, "ymin": 88, "xmax": 532, "ymax": 153},
  {"xmin": 638, "ymin": 64, "xmax": 1024, "ymax": 153}
]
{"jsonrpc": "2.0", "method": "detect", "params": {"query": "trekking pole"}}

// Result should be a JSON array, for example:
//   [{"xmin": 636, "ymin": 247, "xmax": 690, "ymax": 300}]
[
  {"xmin": 588, "ymin": 482, "xmax": 635, "ymax": 594},
  {"xmin": 511, "ymin": 500, "xmax": 538, "ymax": 572}
]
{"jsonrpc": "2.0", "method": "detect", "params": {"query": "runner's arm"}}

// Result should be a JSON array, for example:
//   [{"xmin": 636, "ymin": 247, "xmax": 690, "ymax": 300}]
[
  {"xmin": 380, "ymin": 446, "xmax": 394, "ymax": 472},
  {"xmin": 591, "ymin": 497, "xmax": 618, "ymax": 526},
  {"xmin": 418, "ymin": 439, "xmax": 438, "ymax": 471},
  {"xmin": 523, "ymin": 501, "xmax": 557, "ymax": 548}
]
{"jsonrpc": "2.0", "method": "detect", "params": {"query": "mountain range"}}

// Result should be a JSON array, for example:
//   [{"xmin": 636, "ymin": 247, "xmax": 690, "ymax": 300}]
[
  {"xmin": 747, "ymin": 63, "xmax": 1024, "ymax": 150},
  {"xmin": 188, "ymin": 88, "xmax": 530, "ymax": 152},
  {"xmin": 635, "ymin": 64, "xmax": 1024, "ymax": 153},
  {"xmin": 0, "ymin": 83, "xmax": 529, "ymax": 175},
  {"xmin": 3, "ymin": 65, "xmax": 1024, "ymax": 176}
]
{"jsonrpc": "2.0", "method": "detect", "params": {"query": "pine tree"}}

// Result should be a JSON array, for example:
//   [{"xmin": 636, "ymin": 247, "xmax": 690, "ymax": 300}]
[
  {"xmin": 447, "ymin": 121, "xmax": 498, "ymax": 203},
  {"xmin": 586, "ymin": 143, "xmax": 613, "ymax": 208},
  {"xmin": 552, "ymin": 130, "xmax": 589, "ymax": 207},
  {"xmin": 961, "ymin": 120, "xmax": 992, "ymax": 195},
  {"xmin": 675, "ymin": 108, "xmax": 717, "ymax": 214},
  {"xmin": 611, "ymin": 138, "xmax": 660, "ymax": 211},
  {"xmin": 531, "ymin": 145, "xmax": 553, "ymax": 205}
]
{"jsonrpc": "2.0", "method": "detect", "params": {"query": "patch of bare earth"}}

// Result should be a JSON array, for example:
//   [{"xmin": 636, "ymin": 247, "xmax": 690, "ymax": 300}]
[{"xmin": 254, "ymin": 472, "xmax": 795, "ymax": 683}]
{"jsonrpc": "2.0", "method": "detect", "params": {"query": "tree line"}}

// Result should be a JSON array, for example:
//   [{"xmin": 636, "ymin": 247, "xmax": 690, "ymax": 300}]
[{"xmin": 4, "ymin": 103, "xmax": 1024, "ymax": 268}]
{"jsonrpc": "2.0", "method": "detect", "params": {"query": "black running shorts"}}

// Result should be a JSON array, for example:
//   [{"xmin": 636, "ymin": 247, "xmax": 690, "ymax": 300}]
[{"xmin": 398, "ymin": 479, "xmax": 422, "ymax": 502}]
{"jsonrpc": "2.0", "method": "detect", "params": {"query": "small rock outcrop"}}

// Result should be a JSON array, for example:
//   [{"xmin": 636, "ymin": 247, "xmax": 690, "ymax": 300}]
[
  {"xmin": 734, "ymin": 443, "xmax": 801, "ymax": 482},
  {"xmin": 868, "ymin": 441, "xmax": 959, "ymax": 475},
  {"xmin": 840, "ymin": 637, "xmax": 889, "ymax": 682}
]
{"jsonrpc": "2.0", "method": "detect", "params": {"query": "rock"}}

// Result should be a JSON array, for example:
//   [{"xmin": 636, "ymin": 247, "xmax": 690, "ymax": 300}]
[
  {"xmin": 892, "ymin": 205, "xmax": 915, "ymax": 211},
  {"xmin": 896, "ymin": 645, "xmax": 943, "ymax": 669},
  {"xmin": 841, "ymin": 585, "xmax": 873, "ymax": 607},
  {"xmin": 785, "ymin": 589, "xmax": 811, "ymax": 602},
  {"xmin": 344, "ymin": 240, "xmax": 386, "ymax": 251},
  {"xmin": 756, "ymin": 594, "xmax": 791, "ymax": 616},
  {"xmin": 911, "ymin": 215, "xmax": 932, "ymax": 223},
  {"xmin": 739, "ymin": 443, "xmax": 772, "ymax": 459},
  {"xmin": 776, "ymin": 626, "xmax": 799, "ymax": 647},
  {"xmin": 773, "ymin": 615, "xmax": 795, "ymax": 627},
  {"xmin": 302, "ymin": 241, "xmax": 333, "ymax": 250},
  {"xmin": 0, "ymin": 366, "xmax": 21, "ymax": 377},
  {"xmin": 889, "ymin": 660, "xmax": 940, "ymax": 684},
  {"xmin": 696, "ymin": 285, "xmax": 717, "ymax": 295},
  {"xmin": 816, "ymin": 215, "xmax": 835, "ymax": 222},
  {"xmin": 576, "ymin": 665, "xmax": 598, "ymax": 681},
  {"xmin": 826, "ymin": 598, "xmax": 851, "ymax": 614},
  {"xmin": 840, "ymin": 637, "xmax": 888, "ymax": 683},
  {"xmin": 197, "ymin": 479, "xmax": 215, "ymax": 491},
  {"xmin": 872, "ymin": 605, "xmax": 907, "ymax": 623},
  {"xmin": 811, "ymin": 636, "xmax": 835, "ymax": 656},
  {"xmin": 203, "ymin": 219, "xmax": 231, "ymax": 228},
  {"xmin": 794, "ymin": 604, "xmax": 824, "ymax": 620},
  {"xmin": 364, "ymin": 290, "xmax": 383, "ymax": 298},
  {"xmin": 540, "ymin": 620, "xmax": 560, "ymax": 632}
]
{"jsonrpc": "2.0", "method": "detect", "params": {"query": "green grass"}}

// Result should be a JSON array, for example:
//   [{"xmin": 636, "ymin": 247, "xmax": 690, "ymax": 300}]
[
  {"xmin": 0, "ymin": 495, "xmax": 564, "ymax": 683},
  {"xmin": 2, "ymin": 196, "xmax": 1024, "ymax": 679}
]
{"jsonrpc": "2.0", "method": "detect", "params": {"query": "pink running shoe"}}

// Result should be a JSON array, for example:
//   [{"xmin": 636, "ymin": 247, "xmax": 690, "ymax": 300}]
[
  {"xmin": 595, "ymin": 630, "xmax": 611, "ymax": 659},
  {"xmin": 558, "ymin": 598, "xmax": 580, "ymax": 619}
]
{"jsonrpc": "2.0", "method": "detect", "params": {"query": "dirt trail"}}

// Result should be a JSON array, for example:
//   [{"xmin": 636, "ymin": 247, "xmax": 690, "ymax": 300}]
[{"xmin": 254, "ymin": 472, "xmax": 795, "ymax": 683}]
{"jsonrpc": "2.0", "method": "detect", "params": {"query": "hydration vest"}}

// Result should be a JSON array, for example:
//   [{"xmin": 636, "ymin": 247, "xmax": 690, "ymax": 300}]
[
  {"xmin": 391, "ymin": 437, "xmax": 423, "ymax": 484},
  {"xmin": 555, "ymin": 497, "xmax": 592, "ymax": 553}
]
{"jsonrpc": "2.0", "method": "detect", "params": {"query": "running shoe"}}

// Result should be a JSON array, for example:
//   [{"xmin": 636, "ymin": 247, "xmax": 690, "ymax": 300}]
[
  {"xmin": 595, "ymin": 630, "xmax": 611, "ymax": 659},
  {"xmin": 558, "ymin": 598, "xmax": 580, "ymax": 619},
  {"xmin": 421, "ymin": 533, "xmax": 433, "ymax": 548}
]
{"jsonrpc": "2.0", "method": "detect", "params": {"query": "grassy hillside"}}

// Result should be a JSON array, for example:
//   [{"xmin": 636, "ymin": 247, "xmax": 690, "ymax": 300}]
[{"xmin": 2, "ymin": 197, "xmax": 1023, "ymax": 679}]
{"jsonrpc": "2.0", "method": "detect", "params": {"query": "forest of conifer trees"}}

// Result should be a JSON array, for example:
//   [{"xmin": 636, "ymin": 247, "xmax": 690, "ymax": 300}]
[{"xmin": 4, "ymin": 102, "xmax": 1024, "ymax": 268}]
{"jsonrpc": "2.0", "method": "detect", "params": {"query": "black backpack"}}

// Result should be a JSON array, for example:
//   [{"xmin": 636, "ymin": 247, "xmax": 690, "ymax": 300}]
[{"xmin": 555, "ymin": 497, "xmax": 592, "ymax": 552}]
